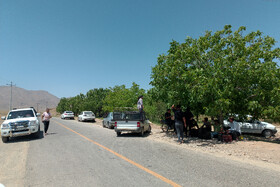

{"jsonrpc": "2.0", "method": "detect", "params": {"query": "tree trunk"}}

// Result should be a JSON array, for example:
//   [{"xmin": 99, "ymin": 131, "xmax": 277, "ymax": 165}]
[{"xmin": 219, "ymin": 111, "xmax": 224, "ymax": 126}]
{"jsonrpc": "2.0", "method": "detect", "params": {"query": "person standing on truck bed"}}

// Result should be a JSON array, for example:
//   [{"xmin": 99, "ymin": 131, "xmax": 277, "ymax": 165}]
[
  {"xmin": 137, "ymin": 95, "xmax": 144, "ymax": 120},
  {"xmin": 172, "ymin": 104, "xmax": 186, "ymax": 144}
]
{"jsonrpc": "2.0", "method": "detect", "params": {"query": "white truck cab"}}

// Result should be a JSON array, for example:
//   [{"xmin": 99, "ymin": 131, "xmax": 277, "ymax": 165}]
[{"xmin": 1, "ymin": 107, "xmax": 41, "ymax": 143}]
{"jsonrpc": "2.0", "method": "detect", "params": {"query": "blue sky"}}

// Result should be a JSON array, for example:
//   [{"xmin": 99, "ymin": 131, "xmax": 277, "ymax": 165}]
[{"xmin": 0, "ymin": 0, "xmax": 279, "ymax": 98}]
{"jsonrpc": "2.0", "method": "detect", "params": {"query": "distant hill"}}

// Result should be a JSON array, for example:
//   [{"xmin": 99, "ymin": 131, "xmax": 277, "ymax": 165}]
[{"xmin": 0, "ymin": 86, "xmax": 60, "ymax": 112}]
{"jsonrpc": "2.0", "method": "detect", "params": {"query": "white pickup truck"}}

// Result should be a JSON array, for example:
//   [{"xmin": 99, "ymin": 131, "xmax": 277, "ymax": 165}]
[
  {"xmin": 1, "ymin": 108, "xmax": 41, "ymax": 143},
  {"xmin": 113, "ymin": 111, "xmax": 151, "ymax": 137}
]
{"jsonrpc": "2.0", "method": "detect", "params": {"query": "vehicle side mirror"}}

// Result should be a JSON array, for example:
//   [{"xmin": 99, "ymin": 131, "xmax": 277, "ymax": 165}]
[
  {"xmin": 1, "ymin": 116, "xmax": 6, "ymax": 120},
  {"xmin": 36, "ymin": 113, "xmax": 41, "ymax": 117}
]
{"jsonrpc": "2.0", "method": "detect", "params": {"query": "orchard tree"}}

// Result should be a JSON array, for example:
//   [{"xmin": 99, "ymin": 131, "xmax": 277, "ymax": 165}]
[
  {"xmin": 56, "ymin": 97, "xmax": 70, "ymax": 113},
  {"xmin": 144, "ymin": 88, "xmax": 168, "ymax": 122},
  {"xmin": 84, "ymin": 88, "xmax": 110, "ymax": 117},
  {"xmin": 68, "ymin": 94, "xmax": 85, "ymax": 115},
  {"xmin": 103, "ymin": 83, "xmax": 145, "ymax": 112},
  {"xmin": 151, "ymin": 25, "xmax": 280, "ymax": 122}
]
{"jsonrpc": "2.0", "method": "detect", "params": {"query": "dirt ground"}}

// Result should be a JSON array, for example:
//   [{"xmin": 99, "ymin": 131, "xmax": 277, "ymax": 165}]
[{"xmin": 147, "ymin": 122, "xmax": 280, "ymax": 170}]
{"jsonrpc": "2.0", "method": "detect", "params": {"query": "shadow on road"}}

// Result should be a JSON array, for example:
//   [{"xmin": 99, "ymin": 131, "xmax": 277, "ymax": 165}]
[
  {"xmin": 115, "ymin": 132, "xmax": 152, "ymax": 138},
  {"xmin": 45, "ymin": 132, "xmax": 57, "ymax": 136},
  {"xmin": 6, "ymin": 130, "xmax": 44, "ymax": 144},
  {"xmin": 242, "ymin": 134, "xmax": 280, "ymax": 144},
  {"xmin": 79, "ymin": 121, "xmax": 96, "ymax": 123}
]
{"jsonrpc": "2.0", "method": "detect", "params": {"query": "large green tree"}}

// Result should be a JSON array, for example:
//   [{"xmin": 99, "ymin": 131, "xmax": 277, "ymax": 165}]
[
  {"xmin": 84, "ymin": 88, "xmax": 110, "ymax": 116},
  {"xmin": 103, "ymin": 83, "xmax": 145, "ymax": 112},
  {"xmin": 56, "ymin": 88, "xmax": 110, "ymax": 116},
  {"xmin": 151, "ymin": 25, "xmax": 280, "ymax": 122}
]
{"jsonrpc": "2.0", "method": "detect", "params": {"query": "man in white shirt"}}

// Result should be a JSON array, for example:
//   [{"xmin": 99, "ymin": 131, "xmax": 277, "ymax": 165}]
[
  {"xmin": 228, "ymin": 117, "xmax": 241, "ymax": 140},
  {"xmin": 137, "ymin": 96, "xmax": 144, "ymax": 120}
]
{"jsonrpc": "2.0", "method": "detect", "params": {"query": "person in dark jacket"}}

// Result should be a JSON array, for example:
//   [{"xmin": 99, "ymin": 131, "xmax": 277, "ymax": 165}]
[
  {"xmin": 164, "ymin": 109, "xmax": 172, "ymax": 131},
  {"xmin": 184, "ymin": 107, "xmax": 194, "ymax": 137},
  {"xmin": 172, "ymin": 104, "xmax": 186, "ymax": 144},
  {"xmin": 199, "ymin": 117, "xmax": 212, "ymax": 139}
]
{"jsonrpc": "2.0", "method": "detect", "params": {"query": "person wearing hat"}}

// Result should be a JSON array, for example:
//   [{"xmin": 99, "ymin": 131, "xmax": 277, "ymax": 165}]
[{"xmin": 137, "ymin": 95, "xmax": 144, "ymax": 120}]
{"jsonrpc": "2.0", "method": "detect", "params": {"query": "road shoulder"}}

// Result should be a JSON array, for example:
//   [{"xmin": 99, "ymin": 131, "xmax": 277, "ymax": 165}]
[{"xmin": 0, "ymin": 140, "xmax": 29, "ymax": 186}]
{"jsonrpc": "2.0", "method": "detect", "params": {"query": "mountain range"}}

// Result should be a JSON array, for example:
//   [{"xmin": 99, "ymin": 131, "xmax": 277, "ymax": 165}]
[{"xmin": 0, "ymin": 86, "xmax": 60, "ymax": 112}]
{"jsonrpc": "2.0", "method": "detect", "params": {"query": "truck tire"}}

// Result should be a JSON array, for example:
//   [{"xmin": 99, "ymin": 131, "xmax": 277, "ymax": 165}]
[
  {"xmin": 1, "ymin": 137, "xmax": 9, "ymax": 143},
  {"xmin": 262, "ymin": 130, "xmax": 272, "ymax": 138},
  {"xmin": 117, "ymin": 132, "xmax": 121, "ymax": 136},
  {"xmin": 102, "ymin": 121, "xmax": 105, "ymax": 128},
  {"xmin": 108, "ymin": 122, "xmax": 112, "ymax": 129},
  {"xmin": 139, "ymin": 127, "xmax": 144, "ymax": 137},
  {"xmin": 32, "ymin": 126, "xmax": 41, "ymax": 139},
  {"xmin": 147, "ymin": 125, "xmax": 152, "ymax": 133}
]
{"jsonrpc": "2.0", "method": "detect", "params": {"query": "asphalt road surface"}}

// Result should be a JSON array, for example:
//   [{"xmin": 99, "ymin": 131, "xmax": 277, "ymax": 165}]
[{"xmin": 1, "ymin": 117, "xmax": 280, "ymax": 187}]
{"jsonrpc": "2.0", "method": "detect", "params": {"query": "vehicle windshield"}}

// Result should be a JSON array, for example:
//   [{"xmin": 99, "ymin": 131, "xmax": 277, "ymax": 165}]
[
  {"xmin": 84, "ymin": 112, "xmax": 93, "ymax": 115},
  {"xmin": 7, "ymin": 110, "xmax": 34, "ymax": 119},
  {"xmin": 66, "ymin": 111, "xmax": 73, "ymax": 113}
]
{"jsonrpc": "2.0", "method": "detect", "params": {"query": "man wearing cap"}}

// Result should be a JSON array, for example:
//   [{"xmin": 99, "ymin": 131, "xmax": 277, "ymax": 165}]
[{"xmin": 137, "ymin": 95, "xmax": 144, "ymax": 120}]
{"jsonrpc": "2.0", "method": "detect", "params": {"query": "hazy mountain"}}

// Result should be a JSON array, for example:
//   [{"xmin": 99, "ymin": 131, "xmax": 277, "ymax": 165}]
[{"xmin": 0, "ymin": 86, "xmax": 60, "ymax": 112}]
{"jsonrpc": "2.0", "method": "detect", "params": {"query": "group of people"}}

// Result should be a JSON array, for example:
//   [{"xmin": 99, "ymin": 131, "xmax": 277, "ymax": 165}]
[
  {"xmin": 199, "ymin": 117, "xmax": 241, "ymax": 141},
  {"xmin": 164, "ymin": 104, "xmax": 198, "ymax": 144},
  {"xmin": 163, "ymin": 105, "xmax": 241, "ymax": 144}
]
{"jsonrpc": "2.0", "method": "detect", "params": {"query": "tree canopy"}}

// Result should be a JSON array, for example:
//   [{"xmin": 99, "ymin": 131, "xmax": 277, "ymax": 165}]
[
  {"xmin": 57, "ymin": 25, "xmax": 280, "ymax": 123},
  {"xmin": 150, "ymin": 25, "xmax": 280, "ymax": 121},
  {"xmin": 56, "ymin": 88, "xmax": 109, "ymax": 117}
]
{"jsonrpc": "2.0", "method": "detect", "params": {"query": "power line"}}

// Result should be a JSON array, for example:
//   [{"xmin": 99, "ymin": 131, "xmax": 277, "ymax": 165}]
[{"xmin": 6, "ymin": 81, "xmax": 16, "ymax": 110}]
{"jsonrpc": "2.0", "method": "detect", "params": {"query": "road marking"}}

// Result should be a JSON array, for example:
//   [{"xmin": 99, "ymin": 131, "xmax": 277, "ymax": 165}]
[{"xmin": 55, "ymin": 120, "xmax": 181, "ymax": 187}]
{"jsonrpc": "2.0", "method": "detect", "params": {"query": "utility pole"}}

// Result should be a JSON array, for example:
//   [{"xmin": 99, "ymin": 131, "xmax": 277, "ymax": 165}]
[
  {"xmin": 6, "ymin": 81, "xmax": 16, "ymax": 110},
  {"xmin": 36, "ymin": 103, "xmax": 40, "ymax": 112}
]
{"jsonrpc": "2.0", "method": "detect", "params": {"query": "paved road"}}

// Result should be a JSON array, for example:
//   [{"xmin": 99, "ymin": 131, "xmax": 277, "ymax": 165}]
[{"xmin": 1, "ymin": 117, "xmax": 280, "ymax": 187}]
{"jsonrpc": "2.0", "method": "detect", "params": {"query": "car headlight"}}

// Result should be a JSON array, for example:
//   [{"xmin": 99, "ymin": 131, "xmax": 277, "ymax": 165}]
[
  {"xmin": 1, "ymin": 123, "xmax": 10, "ymax": 129},
  {"xmin": 29, "ymin": 121, "xmax": 37, "ymax": 126}
]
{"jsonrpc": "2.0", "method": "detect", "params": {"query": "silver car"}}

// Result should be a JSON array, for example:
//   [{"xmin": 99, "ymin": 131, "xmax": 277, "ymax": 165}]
[
  {"xmin": 224, "ymin": 116, "xmax": 277, "ymax": 138},
  {"xmin": 61, "ymin": 111, "xmax": 75, "ymax": 120},
  {"xmin": 102, "ymin": 112, "xmax": 122, "ymax": 129},
  {"xmin": 78, "ymin": 111, "xmax": 95, "ymax": 122}
]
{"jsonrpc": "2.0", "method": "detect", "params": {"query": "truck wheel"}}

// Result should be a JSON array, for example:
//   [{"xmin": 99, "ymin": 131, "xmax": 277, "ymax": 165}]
[
  {"xmin": 139, "ymin": 128, "xmax": 144, "ymax": 137},
  {"xmin": 262, "ymin": 130, "xmax": 272, "ymax": 138},
  {"xmin": 1, "ymin": 137, "xmax": 9, "ymax": 143},
  {"xmin": 32, "ymin": 126, "xmax": 41, "ymax": 139},
  {"xmin": 102, "ymin": 121, "xmax": 105, "ymax": 128},
  {"xmin": 147, "ymin": 125, "xmax": 152, "ymax": 133},
  {"xmin": 108, "ymin": 122, "xmax": 112, "ymax": 129},
  {"xmin": 117, "ymin": 132, "xmax": 121, "ymax": 136}
]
